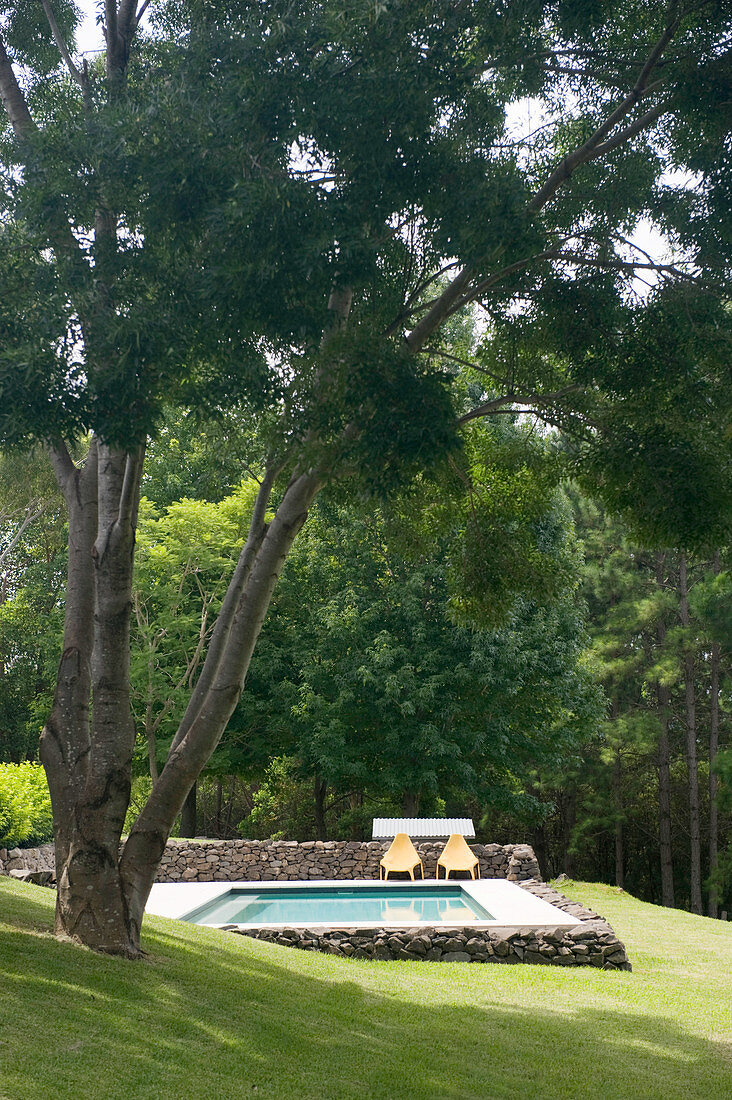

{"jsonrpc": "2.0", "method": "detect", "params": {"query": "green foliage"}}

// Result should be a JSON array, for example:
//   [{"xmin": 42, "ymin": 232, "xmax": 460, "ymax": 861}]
[
  {"xmin": 232, "ymin": 463, "xmax": 602, "ymax": 832},
  {"xmin": 448, "ymin": 419, "xmax": 575, "ymax": 624},
  {"xmin": 238, "ymin": 757, "xmax": 316, "ymax": 841},
  {"xmin": 0, "ymin": 0, "xmax": 728, "ymax": 543},
  {"xmin": 0, "ymin": 449, "xmax": 66, "ymax": 761},
  {"xmin": 131, "ymin": 481, "xmax": 261, "ymax": 774},
  {"xmin": 0, "ymin": 762, "xmax": 52, "ymax": 847},
  {"xmin": 525, "ymin": 488, "xmax": 732, "ymax": 912},
  {"xmin": 479, "ymin": 285, "xmax": 732, "ymax": 550}
]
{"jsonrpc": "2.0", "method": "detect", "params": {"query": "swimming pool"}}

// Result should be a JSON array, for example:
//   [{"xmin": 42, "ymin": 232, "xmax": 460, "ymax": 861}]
[
  {"xmin": 146, "ymin": 878, "xmax": 582, "ymax": 930},
  {"xmin": 181, "ymin": 885, "xmax": 493, "ymax": 926}
]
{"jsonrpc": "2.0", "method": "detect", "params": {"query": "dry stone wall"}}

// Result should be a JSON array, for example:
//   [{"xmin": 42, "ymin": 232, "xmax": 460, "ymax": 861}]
[
  {"xmin": 0, "ymin": 839, "xmax": 540, "ymax": 883},
  {"xmin": 156, "ymin": 839, "xmax": 541, "ymax": 882},
  {"xmin": 0, "ymin": 844, "xmax": 55, "ymax": 884},
  {"xmin": 232, "ymin": 880, "xmax": 632, "ymax": 970},
  {"xmin": 0, "ymin": 841, "xmax": 631, "ymax": 969}
]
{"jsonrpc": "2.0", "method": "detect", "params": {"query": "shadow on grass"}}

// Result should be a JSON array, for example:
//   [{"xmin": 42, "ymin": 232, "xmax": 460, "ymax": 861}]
[{"xmin": 0, "ymin": 887, "xmax": 729, "ymax": 1100}]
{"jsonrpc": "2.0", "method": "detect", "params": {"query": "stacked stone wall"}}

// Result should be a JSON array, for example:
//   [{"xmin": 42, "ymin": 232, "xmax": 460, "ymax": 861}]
[
  {"xmin": 155, "ymin": 838, "xmax": 541, "ymax": 883},
  {"xmin": 232, "ymin": 879, "xmax": 631, "ymax": 969},
  {"xmin": 1, "ymin": 838, "xmax": 540, "ymax": 884},
  {"xmin": 1, "ymin": 842, "xmax": 631, "ymax": 969}
]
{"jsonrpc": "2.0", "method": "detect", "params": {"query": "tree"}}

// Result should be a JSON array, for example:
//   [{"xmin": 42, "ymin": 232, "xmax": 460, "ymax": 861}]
[
  {"xmin": 0, "ymin": 0, "xmax": 730, "ymax": 954},
  {"xmin": 0, "ymin": 451, "xmax": 66, "ymax": 762},
  {"xmin": 233, "ymin": 432, "xmax": 601, "ymax": 836},
  {"xmin": 533, "ymin": 491, "xmax": 730, "ymax": 913}
]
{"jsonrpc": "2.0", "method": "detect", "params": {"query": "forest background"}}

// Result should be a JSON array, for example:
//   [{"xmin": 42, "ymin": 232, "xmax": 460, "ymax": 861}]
[
  {"xmin": 0, "ymin": 0, "xmax": 730, "ymax": 951},
  {"xmin": 2, "ymin": 401, "xmax": 729, "ymax": 919}
]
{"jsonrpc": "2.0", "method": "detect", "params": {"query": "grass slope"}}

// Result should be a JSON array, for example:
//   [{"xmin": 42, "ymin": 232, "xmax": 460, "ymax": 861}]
[{"xmin": 0, "ymin": 878, "xmax": 730, "ymax": 1100}]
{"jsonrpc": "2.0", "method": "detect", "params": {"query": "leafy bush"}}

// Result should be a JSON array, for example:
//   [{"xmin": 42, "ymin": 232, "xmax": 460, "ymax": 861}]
[{"xmin": 0, "ymin": 762, "xmax": 53, "ymax": 847}]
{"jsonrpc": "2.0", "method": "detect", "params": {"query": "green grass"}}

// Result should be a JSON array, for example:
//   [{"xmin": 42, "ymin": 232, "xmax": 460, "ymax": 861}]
[{"xmin": 0, "ymin": 878, "xmax": 730, "ymax": 1099}]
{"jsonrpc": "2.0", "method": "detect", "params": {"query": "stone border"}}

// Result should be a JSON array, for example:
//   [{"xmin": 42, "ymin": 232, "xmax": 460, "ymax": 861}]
[
  {"xmin": 228, "ymin": 880, "xmax": 632, "ymax": 970},
  {"xmin": 1, "ymin": 842, "xmax": 631, "ymax": 969},
  {"xmin": 0, "ymin": 839, "xmax": 541, "ymax": 884}
]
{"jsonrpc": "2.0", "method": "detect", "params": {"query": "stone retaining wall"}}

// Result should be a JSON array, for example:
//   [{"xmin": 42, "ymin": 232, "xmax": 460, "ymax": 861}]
[
  {"xmin": 0, "ymin": 839, "xmax": 541, "ymax": 884},
  {"xmin": 0, "ymin": 844, "xmax": 55, "ymax": 882},
  {"xmin": 0, "ymin": 842, "xmax": 631, "ymax": 969},
  {"xmin": 233, "ymin": 880, "xmax": 632, "ymax": 970},
  {"xmin": 156, "ymin": 839, "xmax": 541, "ymax": 883}
]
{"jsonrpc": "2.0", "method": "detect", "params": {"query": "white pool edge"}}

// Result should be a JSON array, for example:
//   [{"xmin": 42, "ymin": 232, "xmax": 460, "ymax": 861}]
[{"xmin": 146, "ymin": 878, "xmax": 582, "ymax": 930}]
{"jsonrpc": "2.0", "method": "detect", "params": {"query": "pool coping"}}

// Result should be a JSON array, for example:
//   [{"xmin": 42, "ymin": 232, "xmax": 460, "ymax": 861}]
[{"xmin": 146, "ymin": 877, "xmax": 583, "ymax": 931}]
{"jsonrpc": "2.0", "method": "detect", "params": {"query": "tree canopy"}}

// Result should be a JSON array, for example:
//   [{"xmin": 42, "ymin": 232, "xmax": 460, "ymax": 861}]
[{"xmin": 0, "ymin": 0, "xmax": 730, "ymax": 953}]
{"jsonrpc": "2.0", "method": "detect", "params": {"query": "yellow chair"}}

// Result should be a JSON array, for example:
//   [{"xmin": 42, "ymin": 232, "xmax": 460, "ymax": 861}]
[
  {"xmin": 436, "ymin": 834, "xmax": 480, "ymax": 880},
  {"xmin": 379, "ymin": 832, "xmax": 424, "ymax": 881}
]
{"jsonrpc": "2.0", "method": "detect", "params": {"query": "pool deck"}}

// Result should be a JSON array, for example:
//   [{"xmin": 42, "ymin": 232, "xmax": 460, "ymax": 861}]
[{"xmin": 146, "ymin": 877, "xmax": 582, "ymax": 931}]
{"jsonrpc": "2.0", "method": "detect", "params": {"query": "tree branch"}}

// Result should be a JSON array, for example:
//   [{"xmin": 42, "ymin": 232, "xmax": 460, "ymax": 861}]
[
  {"xmin": 40, "ymin": 0, "xmax": 86, "ymax": 89},
  {"xmin": 165, "ymin": 462, "xmax": 281, "ymax": 758},
  {"xmin": 117, "ymin": 445, "xmax": 146, "ymax": 527},
  {"xmin": 48, "ymin": 440, "xmax": 78, "ymax": 500},
  {"xmin": 403, "ymin": 5, "xmax": 681, "ymax": 354},
  {"xmin": 405, "ymin": 267, "xmax": 474, "ymax": 351},
  {"xmin": 0, "ymin": 502, "xmax": 48, "ymax": 571},
  {"xmin": 0, "ymin": 33, "xmax": 35, "ymax": 137},
  {"xmin": 529, "ymin": 5, "xmax": 682, "ymax": 212},
  {"xmin": 135, "ymin": 0, "xmax": 153, "ymax": 26},
  {"xmin": 457, "ymin": 386, "xmax": 582, "ymax": 426}
]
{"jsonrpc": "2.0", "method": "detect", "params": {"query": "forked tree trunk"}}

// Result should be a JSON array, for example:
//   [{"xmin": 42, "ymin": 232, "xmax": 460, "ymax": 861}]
[
  {"xmin": 41, "ymin": 442, "xmax": 143, "ymax": 955},
  {"xmin": 119, "ymin": 468, "xmax": 322, "ymax": 946},
  {"xmin": 42, "ymin": 445, "xmax": 321, "ymax": 955}
]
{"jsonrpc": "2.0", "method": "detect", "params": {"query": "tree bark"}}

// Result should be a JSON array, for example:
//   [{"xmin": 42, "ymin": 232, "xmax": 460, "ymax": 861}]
[
  {"xmin": 41, "ymin": 442, "xmax": 144, "ymax": 956},
  {"xmin": 401, "ymin": 790, "xmax": 420, "ymax": 816},
  {"xmin": 655, "ymin": 555, "xmax": 675, "ymax": 908},
  {"xmin": 708, "ymin": 550, "xmax": 721, "ymax": 918},
  {"xmin": 678, "ymin": 553, "xmax": 703, "ymax": 914},
  {"xmin": 181, "ymin": 782, "xmax": 197, "ymax": 838},
  {"xmin": 613, "ymin": 753, "xmax": 624, "ymax": 889},
  {"xmin": 562, "ymin": 787, "xmax": 577, "ymax": 878},
  {"xmin": 119, "ymin": 469, "xmax": 322, "ymax": 946},
  {"xmin": 314, "ymin": 775, "xmax": 327, "ymax": 841}
]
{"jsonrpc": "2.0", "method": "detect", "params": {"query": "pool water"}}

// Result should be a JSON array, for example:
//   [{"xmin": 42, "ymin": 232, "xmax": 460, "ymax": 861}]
[{"xmin": 183, "ymin": 885, "xmax": 494, "ymax": 926}]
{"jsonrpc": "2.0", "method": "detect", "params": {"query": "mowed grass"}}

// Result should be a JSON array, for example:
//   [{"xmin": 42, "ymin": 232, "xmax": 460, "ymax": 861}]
[{"xmin": 0, "ymin": 878, "xmax": 730, "ymax": 1100}]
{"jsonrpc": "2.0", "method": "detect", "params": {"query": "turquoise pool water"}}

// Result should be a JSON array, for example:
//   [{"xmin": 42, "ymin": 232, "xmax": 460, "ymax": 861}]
[{"xmin": 183, "ymin": 886, "xmax": 493, "ymax": 926}]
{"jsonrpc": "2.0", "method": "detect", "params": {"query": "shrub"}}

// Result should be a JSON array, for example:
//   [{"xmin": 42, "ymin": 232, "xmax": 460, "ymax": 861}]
[{"xmin": 0, "ymin": 762, "xmax": 53, "ymax": 848}]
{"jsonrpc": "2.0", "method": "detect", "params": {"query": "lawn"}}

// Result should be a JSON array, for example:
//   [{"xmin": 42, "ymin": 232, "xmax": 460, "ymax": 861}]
[{"xmin": 0, "ymin": 877, "xmax": 729, "ymax": 1099}]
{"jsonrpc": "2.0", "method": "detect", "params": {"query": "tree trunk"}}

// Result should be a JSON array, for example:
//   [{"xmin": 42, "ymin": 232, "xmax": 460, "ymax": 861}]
[
  {"xmin": 215, "ymin": 778, "xmax": 224, "ymax": 837},
  {"xmin": 657, "ymin": 679, "xmax": 675, "ymax": 908},
  {"xmin": 119, "ymin": 469, "xmax": 322, "ymax": 947},
  {"xmin": 314, "ymin": 775, "xmax": 327, "ymax": 841},
  {"xmin": 678, "ymin": 553, "xmax": 703, "ymax": 914},
  {"xmin": 401, "ymin": 790, "xmax": 420, "ymax": 816},
  {"xmin": 708, "ymin": 551, "xmax": 721, "ymax": 918},
  {"xmin": 39, "ymin": 446, "xmax": 320, "ymax": 954},
  {"xmin": 613, "ymin": 753, "xmax": 624, "ymax": 889},
  {"xmin": 347, "ymin": 791, "xmax": 365, "ymax": 840},
  {"xmin": 41, "ymin": 442, "xmax": 144, "ymax": 956},
  {"xmin": 655, "ymin": 556, "xmax": 675, "ymax": 908},
  {"xmin": 181, "ymin": 782, "xmax": 197, "ymax": 837},
  {"xmin": 561, "ymin": 787, "xmax": 577, "ymax": 878}
]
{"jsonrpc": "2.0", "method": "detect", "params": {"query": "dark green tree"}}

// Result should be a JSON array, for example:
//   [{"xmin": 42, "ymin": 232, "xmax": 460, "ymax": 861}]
[{"xmin": 0, "ymin": 0, "xmax": 730, "ymax": 953}]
